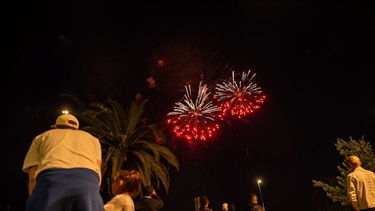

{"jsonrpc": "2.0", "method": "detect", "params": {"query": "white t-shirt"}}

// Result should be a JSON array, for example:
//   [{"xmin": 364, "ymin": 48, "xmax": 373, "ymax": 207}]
[
  {"xmin": 22, "ymin": 128, "xmax": 102, "ymax": 181},
  {"xmin": 104, "ymin": 194, "xmax": 134, "ymax": 211}
]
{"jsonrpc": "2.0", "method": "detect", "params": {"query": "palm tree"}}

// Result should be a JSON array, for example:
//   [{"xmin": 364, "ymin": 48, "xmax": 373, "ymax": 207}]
[{"xmin": 72, "ymin": 98, "xmax": 179, "ymax": 196}]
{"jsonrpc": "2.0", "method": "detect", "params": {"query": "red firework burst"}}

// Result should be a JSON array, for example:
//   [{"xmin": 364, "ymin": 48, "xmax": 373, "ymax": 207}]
[
  {"xmin": 166, "ymin": 82, "xmax": 222, "ymax": 143},
  {"xmin": 215, "ymin": 70, "xmax": 266, "ymax": 119}
]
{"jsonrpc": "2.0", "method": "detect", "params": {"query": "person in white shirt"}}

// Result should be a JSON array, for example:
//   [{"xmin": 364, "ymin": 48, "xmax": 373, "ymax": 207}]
[{"xmin": 346, "ymin": 155, "xmax": 375, "ymax": 211}]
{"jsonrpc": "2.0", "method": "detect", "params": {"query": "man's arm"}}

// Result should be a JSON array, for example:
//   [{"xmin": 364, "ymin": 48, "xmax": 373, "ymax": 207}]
[
  {"xmin": 27, "ymin": 165, "xmax": 38, "ymax": 196},
  {"xmin": 347, "ymin": 176, "xmax": 360, "ymax": 211}
]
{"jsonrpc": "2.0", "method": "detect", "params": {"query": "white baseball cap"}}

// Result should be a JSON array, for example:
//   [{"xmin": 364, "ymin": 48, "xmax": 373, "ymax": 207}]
[{"xmin": 51, "ymin": 114, "xmax": 79, "ymax": 129}]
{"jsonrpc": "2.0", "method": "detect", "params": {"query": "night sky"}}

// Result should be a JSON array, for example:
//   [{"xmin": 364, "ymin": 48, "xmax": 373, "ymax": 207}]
[{"xmin": 3, "ymin": 1, "xmax": 375, "ymax": 211}]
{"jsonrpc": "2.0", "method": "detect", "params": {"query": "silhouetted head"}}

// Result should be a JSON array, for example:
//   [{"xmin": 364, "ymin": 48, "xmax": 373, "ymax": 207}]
[
  {"xmin": 200, "ymin": 196, "xmax": 209, "ymax": 208},
  {"xmin": 143, "ymin": 185, "xmax": 154, "ymax": 196},
  {"xmin": 249, "ymin": 193, "xmax": 258, "ymax": 204}
]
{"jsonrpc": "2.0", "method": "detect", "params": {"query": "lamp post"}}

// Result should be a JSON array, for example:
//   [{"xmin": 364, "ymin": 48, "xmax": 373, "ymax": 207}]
[{"xmin": 257, "ymin": 179, "xmax": 265, "ymax": 210}]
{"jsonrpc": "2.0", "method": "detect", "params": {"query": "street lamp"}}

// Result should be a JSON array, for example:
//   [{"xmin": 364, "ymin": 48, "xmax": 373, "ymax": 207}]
[{"xmin": 257, "ymin": 179, "xmax": 265, "ymax": 210}]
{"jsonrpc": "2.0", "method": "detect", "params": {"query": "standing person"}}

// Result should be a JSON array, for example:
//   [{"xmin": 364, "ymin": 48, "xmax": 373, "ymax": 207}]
[
  {"xmin": 199, "ymin": 195, "xmax": 213, "ymax": 211},
  {"xmin": 244, "ymin": 193, "xmax": 265, "ymax": 211},
  {"xmin": 135, "ymin": 185, "xmax": 164, "ymax": 211},
  {"xmin": 104, "ymin": 169, "xmax": 142, "ymax": 211},
  {"xmin": 22, "ymin": 114, "xmax": 103, "ymax": 211},
  {"xmin": 222, "ymin": 203, "xmax": 228, "ymax": 211},
  {"xmin": 346, "ymin": 155, "xmax": 375, "ymax": 211}
]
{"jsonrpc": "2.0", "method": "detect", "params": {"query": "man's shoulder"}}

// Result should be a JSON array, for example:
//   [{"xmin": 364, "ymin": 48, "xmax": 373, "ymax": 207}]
[
  {"xmin": 352, "ymin": 167, "xmax": 375, "ymax": 175},
  {"xmin": 75, "ymin": 130, "xmax": 99, "ymax": 140},
  {"xmin": 36, "ymin": 129, "xmax": 66, "ymax": 138},
  {"xmin": 360, "ymin": 167, "xmax": 375, "ymax": 173}
]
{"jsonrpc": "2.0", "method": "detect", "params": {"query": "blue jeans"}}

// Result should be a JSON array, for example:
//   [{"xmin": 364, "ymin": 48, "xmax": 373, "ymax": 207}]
[{"xmin": 26, "ymin": 168, "xmax": 103, "ymax": 211}]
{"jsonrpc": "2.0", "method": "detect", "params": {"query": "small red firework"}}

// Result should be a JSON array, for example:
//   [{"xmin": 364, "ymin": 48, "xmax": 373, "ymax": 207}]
[
  {"xmin": 167, "ymin": 82, "xmax": 222, "ymax": 143},
  {"xmin": 215, "ymin": 70, "xmax": 266, "ymax": 120},
  {"xmin": 146, "ymin": 77, "xmax": 156, "ymax": 88}
]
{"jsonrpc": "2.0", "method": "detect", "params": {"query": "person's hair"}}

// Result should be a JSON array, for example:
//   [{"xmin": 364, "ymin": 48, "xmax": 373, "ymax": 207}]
[
  {"xmin": 113, "ymin": 169, "xmax": 142, "ymax": 198},
  {"xmin": 200, "ymin": 196, "xmax": 209, "ymax": 207},
  {"xmin": 347, "ymin": 155, "xmax": 361, "ymax": 167}
]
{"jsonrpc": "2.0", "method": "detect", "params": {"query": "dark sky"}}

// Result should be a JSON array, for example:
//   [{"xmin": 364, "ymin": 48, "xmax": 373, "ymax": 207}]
[{"xmin": 3, "ymin": 1, "xmax": 375, "ymax": 211}]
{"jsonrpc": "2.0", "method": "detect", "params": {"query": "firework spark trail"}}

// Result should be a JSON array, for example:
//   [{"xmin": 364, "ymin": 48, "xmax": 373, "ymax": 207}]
[
  {"xmin": 167, "ymin": 82, "xmax": 221, "ymax": 142},
  {"xmin": 215, "ymin": 70, "xmax": 266, "ymax": 119}
]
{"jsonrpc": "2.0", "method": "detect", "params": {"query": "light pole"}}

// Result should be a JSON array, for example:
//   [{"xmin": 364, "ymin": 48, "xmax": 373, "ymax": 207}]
[{"xmin": 257, "ymin": 179, "xmax": 265, "ymax": 210}]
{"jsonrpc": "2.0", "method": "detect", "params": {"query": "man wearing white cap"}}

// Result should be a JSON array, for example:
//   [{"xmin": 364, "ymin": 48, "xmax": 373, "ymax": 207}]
[{"xmin": 22, "ymin": 114, "xmax": 103, "ymax": 211}]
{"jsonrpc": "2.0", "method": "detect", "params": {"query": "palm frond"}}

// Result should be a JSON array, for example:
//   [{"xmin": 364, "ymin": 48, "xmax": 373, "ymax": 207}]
[
  {"xmin": 126, "ymin": 99, "xmax": 148, "ymax": 134},
  {"xmin": 76, "ymin": 98, "xmax": 179, "ymax": 196}
]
